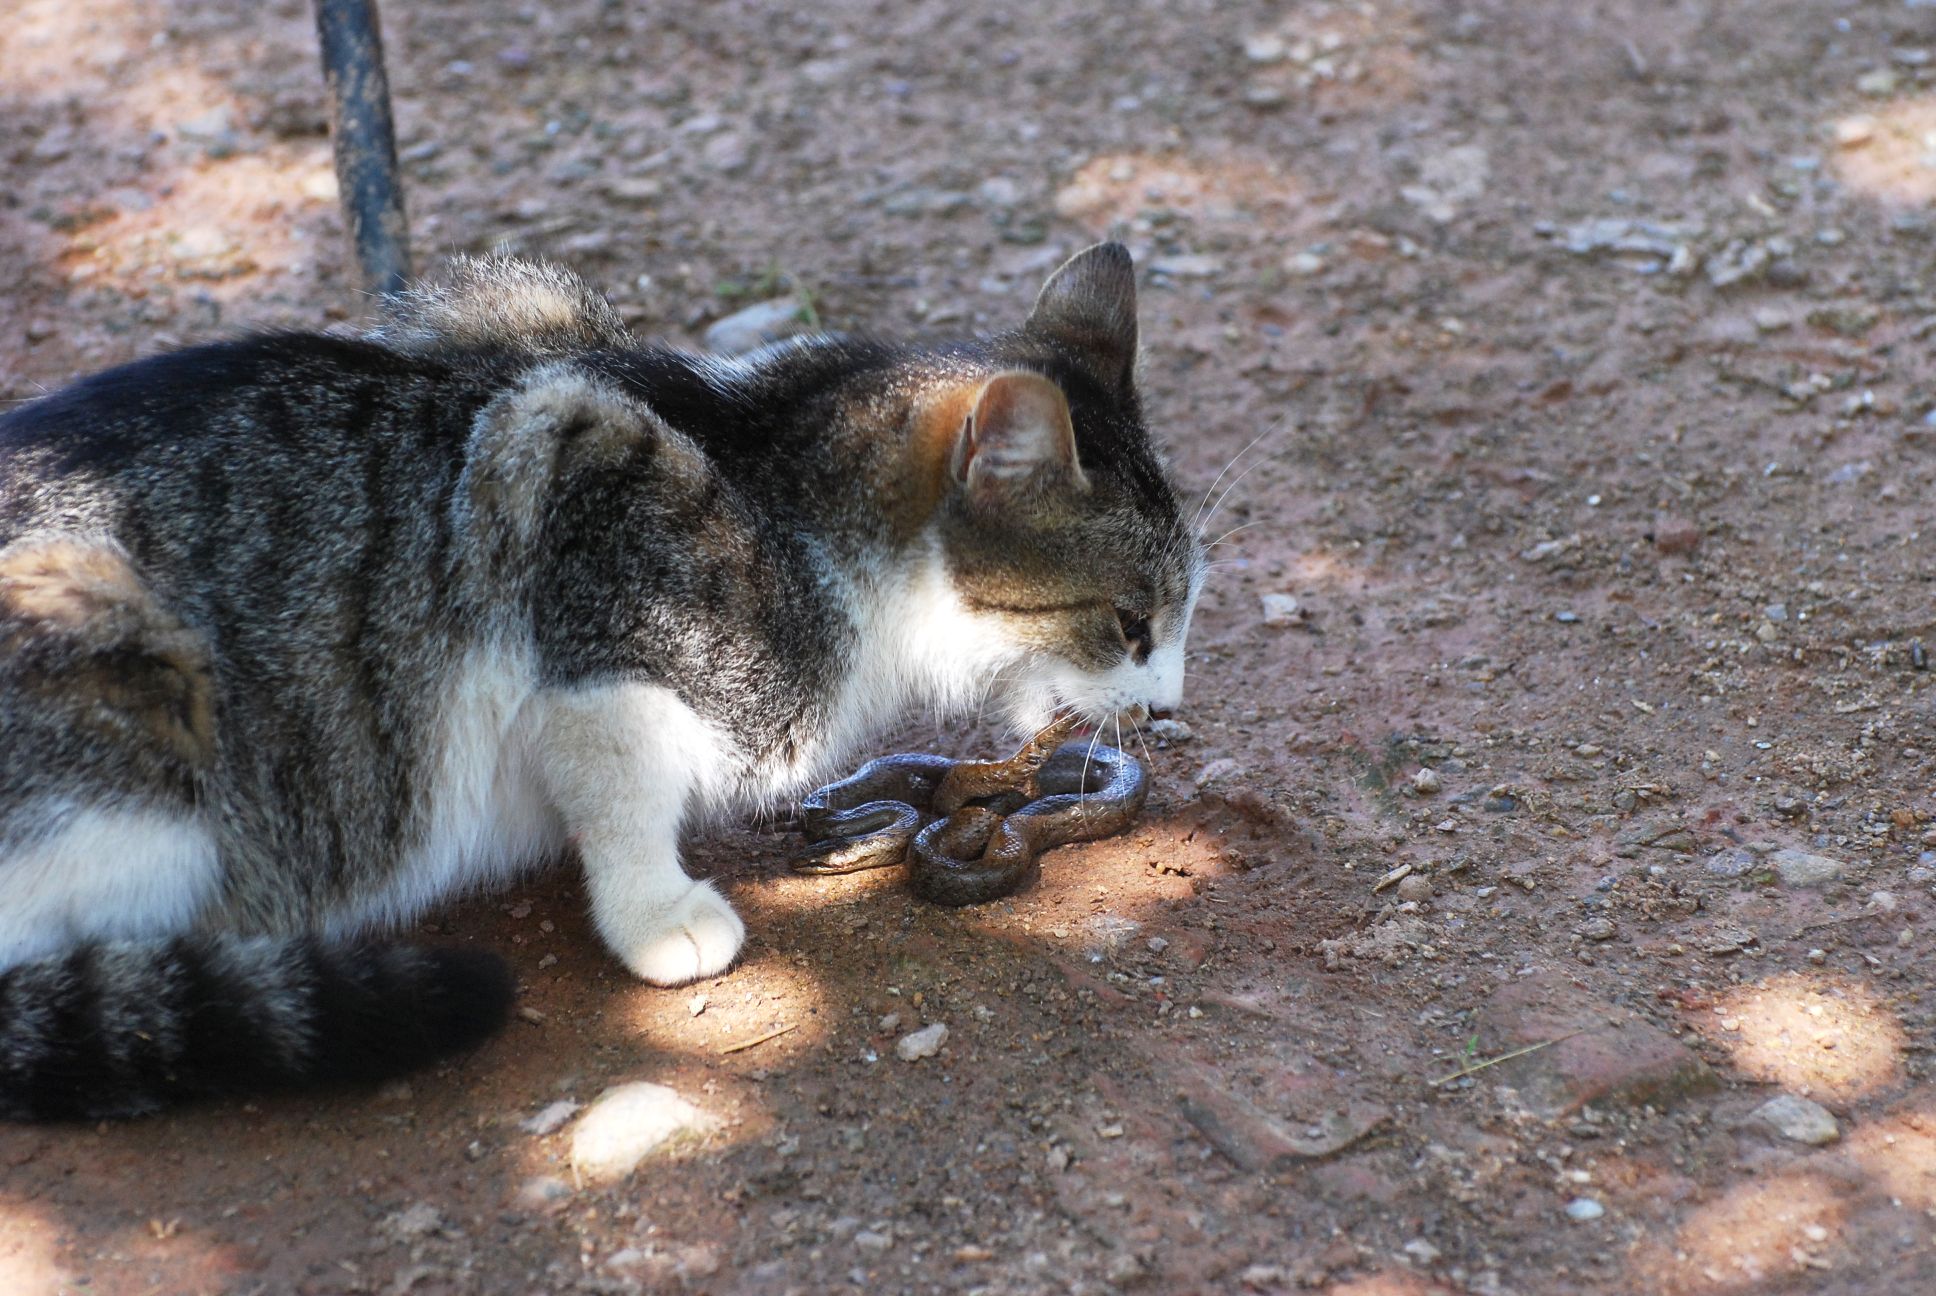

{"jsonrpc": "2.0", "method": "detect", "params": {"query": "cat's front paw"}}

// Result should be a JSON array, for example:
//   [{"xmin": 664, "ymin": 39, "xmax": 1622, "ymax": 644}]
[{"xmin": 608, "ymin": 881, "xmax": 746, "ymax": 986}]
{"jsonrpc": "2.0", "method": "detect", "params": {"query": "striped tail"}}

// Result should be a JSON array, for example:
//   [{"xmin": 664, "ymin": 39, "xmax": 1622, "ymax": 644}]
[{"xmin": 0, "ymin": 936, "xmax": 513, "ymax": 1121}]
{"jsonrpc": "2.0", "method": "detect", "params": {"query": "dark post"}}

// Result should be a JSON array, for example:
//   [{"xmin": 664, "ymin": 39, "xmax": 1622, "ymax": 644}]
[{"xmin": 313, "ymin": 0, "xmax": 411, "ymax": 298}]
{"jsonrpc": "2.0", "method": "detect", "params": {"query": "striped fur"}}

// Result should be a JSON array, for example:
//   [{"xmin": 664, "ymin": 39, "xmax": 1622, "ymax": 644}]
[
  {"xmin": 0, "ymin": 244, "xmax": 1201, "ymax": 1118},
  {"xmin": 0, "ymin": 936, "xmax": 510, "ymax": 1120}
]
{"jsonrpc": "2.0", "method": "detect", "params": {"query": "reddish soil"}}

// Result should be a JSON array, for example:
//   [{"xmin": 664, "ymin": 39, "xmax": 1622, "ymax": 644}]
[{"xmin": 4, "ymin": 1, "xmax": 1935, "ymax": 1293}]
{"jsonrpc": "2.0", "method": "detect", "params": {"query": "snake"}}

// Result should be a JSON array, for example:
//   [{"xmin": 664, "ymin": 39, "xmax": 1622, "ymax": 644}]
[{"xmin": 793, "ymin": 714, "xmax": 1150, "ymax": 907}]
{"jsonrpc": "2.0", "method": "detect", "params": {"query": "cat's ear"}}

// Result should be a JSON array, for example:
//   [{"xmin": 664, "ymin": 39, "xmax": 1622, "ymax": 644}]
[
  {"xmin": 1025, "ymin": 242, "xmax": 1139, "ymax": 391},
  {"xmin": 950, "ymin": 372, "xmax": 1088, "ymax": 497}
]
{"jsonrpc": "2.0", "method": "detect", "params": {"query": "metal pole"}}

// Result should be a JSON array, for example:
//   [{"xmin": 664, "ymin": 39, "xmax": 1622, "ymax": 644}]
[{"xmin": 313, "ymin": 0, "xmax": 411, "ymax": 299}]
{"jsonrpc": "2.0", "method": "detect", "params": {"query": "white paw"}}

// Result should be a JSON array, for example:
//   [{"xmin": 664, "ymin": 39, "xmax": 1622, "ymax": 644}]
[{"xmin": 612, "ymin": 881, "xmax": 746, "ymax": 986}]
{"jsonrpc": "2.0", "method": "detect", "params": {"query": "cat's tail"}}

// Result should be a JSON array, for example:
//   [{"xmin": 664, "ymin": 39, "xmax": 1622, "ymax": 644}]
[{"xmin": 0, "ymin": 935, "xmax": 513, "ymax": 1121}]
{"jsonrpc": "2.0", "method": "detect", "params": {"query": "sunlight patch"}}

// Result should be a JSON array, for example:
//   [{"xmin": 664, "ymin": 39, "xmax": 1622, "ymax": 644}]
[
  {"xmin": 1692, "ymin": 971, "xmax": 1904, "ymax": 1103},
  {"xmin": 1830, "ymin": 97, "xmax": 1936, "ymax": 206}
]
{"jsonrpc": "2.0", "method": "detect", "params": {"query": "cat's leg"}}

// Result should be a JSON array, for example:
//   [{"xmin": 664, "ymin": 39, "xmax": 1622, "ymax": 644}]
[{"xmin": 534, "ymin": 683, "xmax": 745, "ymax": 985}]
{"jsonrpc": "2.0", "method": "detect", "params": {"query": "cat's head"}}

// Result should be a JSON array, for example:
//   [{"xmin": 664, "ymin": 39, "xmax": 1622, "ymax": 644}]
[{"xmin": 917, "ymin": 243, "xmax": 1204, "ymax": 735}]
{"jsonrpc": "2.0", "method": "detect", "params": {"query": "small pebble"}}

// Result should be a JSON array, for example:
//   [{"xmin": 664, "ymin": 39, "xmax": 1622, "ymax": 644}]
[
  {"xmin": 1258, "ymin": 593, "xmax": 1301, "ymax": 626},
  {"xmin": 1193, "ymin": 757, "xmax": 1242, "ymax": 788},
  {"xmin": 1402, "ymin": 1237, "xmax": 1442, "ymax": 1264},
  {"xmin": 1149, "ymin": 717, "xmax": 1194, "ymax": 743},
  {"xmin": 1580, "ymin": 917, "xmax": 1617, "ymax": 941},
  {"xmin": 519, "ymin": 1099, "xmax": 580, "ymax": 1137},
  {"xmin": 1857, "ymin": 68, "xmax": 1898, "ymax": 96},
  {"xmin": 1770, "ymin": 848, "xmax": 1844, "ymax": 887},
  {"xmin": 896, "ymin": 1022, "xmax": 948, "ymax": 1061},
  {"xmin": 1410, "ymin": 767, "xmax": 1442, "ymax": 796},
  {"xmin": 704, "ymin": 297, "xmax": 809, "ymax": 355},
  {"xmin": 1565, "ymin": 1198, "xmax": 1605, "ymax": 1222},
  {"xmin": 1834, "ymin": 115, "xmax": 1876, "ymax": 147},
  {"xmin": 1243, "ymin": 33, "xmax": 1287, "ymax": 63},
  {"xmin": 1396, "ymin": 873, "xmax": 1434, "ymax": 903}
]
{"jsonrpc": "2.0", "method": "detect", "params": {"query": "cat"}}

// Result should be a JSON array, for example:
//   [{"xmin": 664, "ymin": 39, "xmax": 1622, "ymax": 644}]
[{"xmin": 0, "ymin": 242, "xmax": 1203, "ymax": 1119}]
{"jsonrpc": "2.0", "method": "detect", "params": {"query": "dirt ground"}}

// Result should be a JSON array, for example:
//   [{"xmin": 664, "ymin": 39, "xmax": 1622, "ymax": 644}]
[{"xmin": 4, "ymin": 0, "xmax": 1936, "ymax": 1292}]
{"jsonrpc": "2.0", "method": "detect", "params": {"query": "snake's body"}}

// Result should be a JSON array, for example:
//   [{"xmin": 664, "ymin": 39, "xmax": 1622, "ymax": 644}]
[{"xmin": 794, "ymin": 717, "xmax": 1149, "ymax": 906}]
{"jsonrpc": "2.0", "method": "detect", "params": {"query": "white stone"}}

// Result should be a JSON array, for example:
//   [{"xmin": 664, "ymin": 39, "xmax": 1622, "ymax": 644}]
[
  {"xmin": 1259, "ymin": 593, "xmax": 1301, "ymax": 625},
  {"xmin": 569, "ymin": 1083, "xmax": 716, "ymax": 1184},
  {"xmin": 1754, "ymin": 1094, "xmax": 1839, "ymax": 1146},
  {"xmin": 895, "ymin": 1022, "xmax": 949, "ymax": 1061},
  {"xmin": 1243, "ymin": 34, "xmax": 1287, "ymax": 64},
  {"xmin": 1835, "ymin": 115, "xmax": 1877, "ymax": 148},
  {"xmin": 1565, "ymin": 1198, "xmax": 1605, "ymax": 1222}
]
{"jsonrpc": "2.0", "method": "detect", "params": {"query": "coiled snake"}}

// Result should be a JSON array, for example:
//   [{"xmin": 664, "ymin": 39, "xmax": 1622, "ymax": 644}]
[{"xmin": 793, "ymin": 714, "xmax": 1149, "ymax": 906}]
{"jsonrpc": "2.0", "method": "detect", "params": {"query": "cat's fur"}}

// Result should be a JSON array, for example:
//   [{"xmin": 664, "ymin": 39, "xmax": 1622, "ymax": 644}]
[{"xmin": 0, "ymin": 244, "xmax": 1202, "ymax": 1119}]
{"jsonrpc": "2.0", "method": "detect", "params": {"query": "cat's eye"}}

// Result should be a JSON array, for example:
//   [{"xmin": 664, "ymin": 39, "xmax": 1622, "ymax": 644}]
[{"xmin": 1116, "ymin": 607, "xmax": 1153, "ymax": 664}]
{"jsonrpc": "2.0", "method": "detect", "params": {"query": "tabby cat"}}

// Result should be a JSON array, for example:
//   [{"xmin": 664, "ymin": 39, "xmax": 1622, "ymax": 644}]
[{"xmin": 0, "ymin": 243, "xmax": 1202, "ymax": 1119}]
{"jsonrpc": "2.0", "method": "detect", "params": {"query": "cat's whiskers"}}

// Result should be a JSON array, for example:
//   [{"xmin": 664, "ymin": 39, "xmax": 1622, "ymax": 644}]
[
  {"xmin": 1196, "ymin": 451, "xmax": 1282, "ymax": 548},
  {"xmin": 1189, "ymin": 419, "xmax": 1283, "ymax": 536},
  {"xmin": 972, "ymin": 665, "xmax": 1031, "ymax": 730},
  {"xmin": 1117, "ymin": 709, "xmax": 1158, "ymax": 783},
  {"xmin": 1078, "ymin": 719, "xmax": 1107, "ymax": 813},
  {"xmin": 1203, "ymin": 519, "xmax": 1263, "ymax": 550}
]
